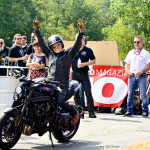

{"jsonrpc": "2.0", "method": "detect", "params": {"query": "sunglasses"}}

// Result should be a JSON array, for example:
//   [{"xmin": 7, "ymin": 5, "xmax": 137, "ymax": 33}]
[
  {"xmin": 16, "ymin": 38, "xmax": 22, "ymax": 40},
  {"xmin": 134, "ymin": 41, "xmax": 141, "ymax": 44},
  {"xmin": 52, "ymin": 43, "xmax": 62, "ymax": 49},
  {"xmin": 0, "ymin": 42, "xmax": 3, "ymax": 44}
]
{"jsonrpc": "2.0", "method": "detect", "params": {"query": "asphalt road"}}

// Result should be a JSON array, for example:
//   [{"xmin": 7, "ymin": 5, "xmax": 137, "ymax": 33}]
[{"xmin": 11, "ymin": 112, "xmax": 150, "ymax": 150}]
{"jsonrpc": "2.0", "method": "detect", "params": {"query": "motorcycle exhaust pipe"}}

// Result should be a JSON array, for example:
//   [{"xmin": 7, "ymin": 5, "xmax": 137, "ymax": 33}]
[{"xmin": 22, "ymin": 122, "xmax": 35, "ymax": 136}]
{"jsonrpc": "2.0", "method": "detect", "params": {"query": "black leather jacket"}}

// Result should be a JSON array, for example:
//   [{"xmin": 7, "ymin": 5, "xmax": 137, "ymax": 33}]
[{"xmin": 35, "ymin": 29, "xmax": 84, "ymax": 82}]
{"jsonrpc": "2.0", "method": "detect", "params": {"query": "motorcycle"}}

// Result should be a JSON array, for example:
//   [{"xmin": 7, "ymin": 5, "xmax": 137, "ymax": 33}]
[{"xmin": 0, "ymin": 69, "xmax": 83, "ymax": 149}]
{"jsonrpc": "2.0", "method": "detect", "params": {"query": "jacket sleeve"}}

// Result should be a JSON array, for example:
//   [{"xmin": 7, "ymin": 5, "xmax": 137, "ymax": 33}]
[
  {"xmin": 34, "ymin": 29, "xmax": 51, "ymax": 58},
  {"xmin": 70, "ymin": 32, "xmax": 84, "ymax": 58}
]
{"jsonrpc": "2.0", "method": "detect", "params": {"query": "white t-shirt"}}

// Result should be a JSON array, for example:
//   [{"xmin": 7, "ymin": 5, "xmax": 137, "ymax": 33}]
[{"xmin": 124, "ymin": 48, "xmax": 150, "ymax": 74}]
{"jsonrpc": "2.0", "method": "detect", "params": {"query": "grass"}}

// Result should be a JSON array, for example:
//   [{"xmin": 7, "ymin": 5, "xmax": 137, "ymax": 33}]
[{"xmin": 103, "ymin": 142, "xmax": 150, "ymax": 150}]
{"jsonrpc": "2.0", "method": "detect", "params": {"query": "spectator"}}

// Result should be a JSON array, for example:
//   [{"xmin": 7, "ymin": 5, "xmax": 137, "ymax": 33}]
[
  {"xmin": 21, "ymin": 35, "xmax": 29, "ymax": 75},
  {"xmin": 0, "ymin": 39, "xmax": 9, "ymax": 65},
  {"xmin": 21, "ymin": 36, "xmax": 28, "ymax": 55},
  {"xmin": 124, "ymin": 36, "xmax": 150, "ymax": 117},
  {"xmin": 71, "ymin": 36, "xmax": 96, "ymax": 118},
  {"xmin": 79, "ymin": 65, "xmax": 93, "ymax": 110},
  {"xmin": 0, "ymin": 39, "xmax": 9, "ymax": 75},
  {"xmin": 12, "ymin": 39, "xmax": 15, "ymax": 47},
  {"xmin": 26, "ymin": 41, "xmax": 46, "ymax": 79},
  {"xmin": 33, "ymin": 17, "xmax": 84, "ymax": 125},
  {"xmin": 27, "ymin": 32, "xmax": 37, "ymax": 55},
  {"xmin": 9, "ymin": 34, "xmax": 28, "ymax": 67}
]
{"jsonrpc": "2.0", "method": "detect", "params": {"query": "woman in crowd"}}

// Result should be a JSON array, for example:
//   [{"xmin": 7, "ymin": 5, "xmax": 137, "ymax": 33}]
[{"xmin": 26, "ymin": 41, "xmax": 46, "ymax": 79}]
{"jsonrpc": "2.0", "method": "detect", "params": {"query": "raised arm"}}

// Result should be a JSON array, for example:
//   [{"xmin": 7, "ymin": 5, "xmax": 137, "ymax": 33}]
[
  {"xmin": 33, "ymin": 16, "xmax": 50, "ymax": 58},
  {"xmin": 70, "ymin": 19, "xmax": 84, "ymax": 58}
]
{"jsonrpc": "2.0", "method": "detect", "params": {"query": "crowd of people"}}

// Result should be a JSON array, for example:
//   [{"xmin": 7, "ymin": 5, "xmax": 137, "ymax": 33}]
[
  {"xmin": 0, "ymin": 17, "xmax": 149, "ymax": 122},
  {"xmin": 0, "ymin": 31, "xmax": 48, "ymax": 78}
]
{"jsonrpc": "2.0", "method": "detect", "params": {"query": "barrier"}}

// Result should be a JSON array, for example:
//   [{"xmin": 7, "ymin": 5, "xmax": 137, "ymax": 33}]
[
  {"xmin": 0, "ymin": 77, "xmax": 19, "ymax": 113},
  {"xmin": 0, "ymin": 66, "xmax": 27, "ymax": 114},
  {"xmin": 0, "ymin": 66, "xmax": 49, "ymax": 114}
]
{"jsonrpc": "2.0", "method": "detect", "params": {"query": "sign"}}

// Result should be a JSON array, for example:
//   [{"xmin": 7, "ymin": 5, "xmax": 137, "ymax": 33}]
[{"xmin": 90, "ymin": 66, "xmax": 128, "ymax": 108}]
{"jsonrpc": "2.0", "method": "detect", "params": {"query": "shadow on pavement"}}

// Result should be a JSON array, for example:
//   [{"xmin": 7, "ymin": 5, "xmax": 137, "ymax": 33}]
[{"xmin": 12, "ymin": 140, "xmax": 109, "ymax": 150}]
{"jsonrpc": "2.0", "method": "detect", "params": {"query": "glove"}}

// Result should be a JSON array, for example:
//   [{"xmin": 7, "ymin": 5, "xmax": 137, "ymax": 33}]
[
  {"xmin": 77, "ymin": 19, "xmax": 84, "ymax": 33},
  {"xmin": 33, "ymin": 16, "xmax": 40, "ymax": 29}
]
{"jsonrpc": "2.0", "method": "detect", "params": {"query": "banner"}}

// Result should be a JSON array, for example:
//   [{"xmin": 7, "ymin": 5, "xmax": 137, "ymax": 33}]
[
  {"xmin": 69, "ymin": 66, "xmax": 128, "ymax": 108},
  {"xmin": 90, "ymin": 66, "xmax": 128, "ymax": 108}
]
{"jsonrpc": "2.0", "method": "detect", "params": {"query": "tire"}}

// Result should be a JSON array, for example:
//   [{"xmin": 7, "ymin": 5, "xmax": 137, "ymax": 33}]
[
  {"xmin": 52, "ymin": 118, "xmax": 80, "ymax": 142},
  {"xmin": 0, "ymin": 113, "xmax": 22, "ymax": 150}
]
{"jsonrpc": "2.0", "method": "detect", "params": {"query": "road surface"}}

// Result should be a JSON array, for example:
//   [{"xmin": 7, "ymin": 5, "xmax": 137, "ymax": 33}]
[{"xmin": 12, "ymin": 112, "xmax": 150, "ymax": 150}]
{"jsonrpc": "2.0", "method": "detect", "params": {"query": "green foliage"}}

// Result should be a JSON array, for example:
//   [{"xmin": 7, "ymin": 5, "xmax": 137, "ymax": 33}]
[
  {"xmin": 30, "ymin": 0, "xmax": 113, "ymax": 41},
  {"xmin": 104, "ymin": 0, "xmax": 150, "ymax": 59},
  {"xmin": 0, "ymin": 0, "xmax": 40, "ymax": 46},
  {"xmin": 0, "ymin": 0, "xmax": 112, "ymax": 47},
  {"xmin": 103, "ymin": 19, "xmax": 135, "ymax": 60}
]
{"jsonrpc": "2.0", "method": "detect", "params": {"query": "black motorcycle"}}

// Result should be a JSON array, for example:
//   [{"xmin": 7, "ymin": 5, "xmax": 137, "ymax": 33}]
[{"xmin": 0, "ymin": 69, "xmax": 83, "ymax": 149}]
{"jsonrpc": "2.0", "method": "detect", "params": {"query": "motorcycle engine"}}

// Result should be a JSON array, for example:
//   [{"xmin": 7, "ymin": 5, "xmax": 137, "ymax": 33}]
[{"xmin": 34, "ymin": 102, "xmax": 51, "ymax": 116}]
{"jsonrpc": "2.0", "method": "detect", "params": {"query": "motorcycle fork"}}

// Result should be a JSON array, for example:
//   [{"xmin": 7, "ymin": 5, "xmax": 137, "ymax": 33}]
[{"xmin": 15, "ymin": 89, "xmax": 35, "ymax": 127}]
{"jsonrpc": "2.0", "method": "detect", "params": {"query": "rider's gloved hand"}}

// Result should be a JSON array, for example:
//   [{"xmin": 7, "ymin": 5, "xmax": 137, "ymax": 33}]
[
  {"xmin": 77, "ymin": 19, "xmax": 84, "ymax": 33},
  {"xmin": 33, "ymin": 16, "xmax": 40, "ymax": 29}
]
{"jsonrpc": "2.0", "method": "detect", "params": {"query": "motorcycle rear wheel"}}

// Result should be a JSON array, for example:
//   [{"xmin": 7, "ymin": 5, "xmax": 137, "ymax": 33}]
[
  {"xmin": 52, "ymin": 118, "xmax": 80, "ymax": 142},
  {"xmin": 0, "ymin": 113, "xmax": 22, "ymax": 150}
]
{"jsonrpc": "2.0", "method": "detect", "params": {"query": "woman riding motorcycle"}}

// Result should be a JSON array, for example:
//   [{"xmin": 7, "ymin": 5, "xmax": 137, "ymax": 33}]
[{"xmin": 33, "ymin": 17, "xmax": 84, "ymax": 125}]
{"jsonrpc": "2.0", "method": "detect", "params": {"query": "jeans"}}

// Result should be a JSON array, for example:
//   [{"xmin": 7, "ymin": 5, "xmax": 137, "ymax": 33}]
[
  {"xmin": 56, "ymin": 83, "xmax": 77, "ymax": 116},
  {"xmin": 80, "ymin": 84, "xmax": 85, "ymax": 109},
  {"xmin": 127, "ymin": 73, "xmax": 149, "ymax": 114},
  {"xmin": 71, "ymin": 71, "xmax": 95, "ymax": 112}
]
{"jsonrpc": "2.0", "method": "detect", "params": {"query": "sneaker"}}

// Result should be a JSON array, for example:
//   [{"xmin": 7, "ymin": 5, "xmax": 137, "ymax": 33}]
[
  {"xmin": 124, "ymin": 112, "xmax": 132, "ymax": 116},
  {"xmin": 72, "ymin": 112, "xmax": 79, "ymax": 125},
  {"xmin": 142, "ymin": 113, "xmax": 148, "ymax": 117},
  {"xmin": 89, "ymin": 112, "xmax": 97, "ymax": 118}
]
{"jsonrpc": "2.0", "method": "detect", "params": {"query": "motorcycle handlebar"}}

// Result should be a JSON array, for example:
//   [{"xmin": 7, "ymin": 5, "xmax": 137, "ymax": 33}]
[
  {"xmin": 14, "ymin": 69, "xmax": 65, "ymax": 89},
  {"xmin": 13, "ymin": 69, "xmax": 24, "ymax": 79}
]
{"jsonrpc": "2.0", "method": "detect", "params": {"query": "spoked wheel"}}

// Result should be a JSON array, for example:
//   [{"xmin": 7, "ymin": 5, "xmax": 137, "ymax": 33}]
[
  {"xmin": 0, "ymin": 113, "xmax": 22, "ymax": 150},
  {"xmin": 52, "ymin": 117, "xmax": 80, "ymax": 142}
]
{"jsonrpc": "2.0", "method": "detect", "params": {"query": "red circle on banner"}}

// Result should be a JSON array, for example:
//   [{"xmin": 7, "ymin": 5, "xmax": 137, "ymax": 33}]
[{"xmin": 102, "ymin": 83, "xmax": 114, "ymax": 98}]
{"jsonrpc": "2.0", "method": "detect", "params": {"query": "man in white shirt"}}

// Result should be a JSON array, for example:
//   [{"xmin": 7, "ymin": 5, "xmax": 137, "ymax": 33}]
[{"xmin": 124, "ymin": 36, "xmax": 150, "ymax": 117}]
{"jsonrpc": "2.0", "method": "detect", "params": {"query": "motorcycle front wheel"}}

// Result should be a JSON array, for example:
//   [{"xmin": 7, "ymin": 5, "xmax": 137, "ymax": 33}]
[
  {"xmin": 52, "ymin": 118, "xmax": 80, "ymax": 142},
  {"xmin": 0, "ymin": 113, "xmax": 22, "ymax": 150}
]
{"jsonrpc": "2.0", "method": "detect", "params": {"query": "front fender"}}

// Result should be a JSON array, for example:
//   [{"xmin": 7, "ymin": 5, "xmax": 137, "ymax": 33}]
[{"xmin": 4, "ymin": 107, "xmax": 20, "ymax": 117}]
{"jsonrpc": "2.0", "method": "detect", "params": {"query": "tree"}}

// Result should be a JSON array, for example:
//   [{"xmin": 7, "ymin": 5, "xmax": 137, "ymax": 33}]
[
  {"xmin": 62, "ymin": 0, "xmax": 113, "ymax": 41},
  {"xmin": 32, "ymin": 0, "xmax": 113, "ymax": 41},
  {"xmin": 103, "ymin": 18, "xmax": 135, "ymax": 60},
  {"xmin": 0, "ymin": 0, "xmax": 114, "ymax": 46},
  {"xmin": 104, "ymin": 0, "xmax": 150, "ymax": 59},
  {"xmin": 0, "ymin": 0, "xmax": 39, "ymax": 46}
]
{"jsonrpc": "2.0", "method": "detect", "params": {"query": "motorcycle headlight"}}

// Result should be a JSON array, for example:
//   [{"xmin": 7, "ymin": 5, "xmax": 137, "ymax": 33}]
[{"xmin": 16, "ymin": 86, "xmax": 23, "ymax": 94}]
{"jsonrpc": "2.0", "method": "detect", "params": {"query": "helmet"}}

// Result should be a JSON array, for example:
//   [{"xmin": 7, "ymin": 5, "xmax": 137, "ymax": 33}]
[{"xmin": 48, "ymin": 35, "xmax": 64, "ymax": 50}]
